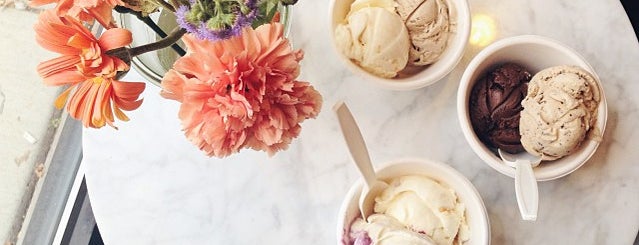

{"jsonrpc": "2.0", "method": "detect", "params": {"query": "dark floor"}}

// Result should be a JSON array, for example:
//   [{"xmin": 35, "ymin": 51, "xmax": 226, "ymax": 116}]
[
  {"xmin": 620, "ymin": 0, "xmax": 638, "ymax": 243},
  {"xmin": 621, "ymin": 0, "xmax": 638, "ymax": 39}
]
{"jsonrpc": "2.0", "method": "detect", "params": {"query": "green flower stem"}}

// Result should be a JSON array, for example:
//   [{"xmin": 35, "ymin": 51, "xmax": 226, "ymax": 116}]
[
  {"xmin": 105, "ymin": 27, "xmax": 186, "ymax": 67},
  {"xmin": 129, "ymin": 27, "xmax": 188, "ymax": 57},
  {"xmin": 157, "ymin": 0, "xmax": 176, "ymax": 12},
  {"xmin": 169, "ymin": 0, "xmax": 180, "ymax": 10},
  {"xmin": 214, "ymin": 0, "xmax": 221, "ymax": 16},
  {"xmin": 114, "ymin": 6, "xmax": 186, "ymax": 56}
]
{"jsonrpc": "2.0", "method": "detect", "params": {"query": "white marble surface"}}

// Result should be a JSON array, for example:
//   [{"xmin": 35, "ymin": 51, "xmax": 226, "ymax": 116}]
[{"xmin": 83, "ymin": 0, "xmax": 639, "ymax": 244}]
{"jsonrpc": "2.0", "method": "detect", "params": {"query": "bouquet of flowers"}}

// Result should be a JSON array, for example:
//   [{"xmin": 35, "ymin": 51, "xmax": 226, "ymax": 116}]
[{"xmin": 31, "ymin": 0, "xmax": 323, "ymax": 157}]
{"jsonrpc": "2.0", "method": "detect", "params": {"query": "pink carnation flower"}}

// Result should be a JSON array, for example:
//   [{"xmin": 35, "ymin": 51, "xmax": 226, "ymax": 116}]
[{"xmin": 161, "ymin": 23, "xmax": 322, "ymax": 157}]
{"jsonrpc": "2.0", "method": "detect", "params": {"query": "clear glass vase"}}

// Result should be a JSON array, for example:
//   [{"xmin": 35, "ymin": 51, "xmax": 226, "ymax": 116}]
[{"xmin": 114, "ymin": 7, "xmax": 292, "ymax": 86}]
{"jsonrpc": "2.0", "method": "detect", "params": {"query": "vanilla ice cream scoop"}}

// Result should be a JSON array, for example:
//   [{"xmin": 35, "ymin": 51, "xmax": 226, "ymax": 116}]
[
  {"xmin": 520, "ymin": 66, "xmax": 601, "ymax": 160},
  {"xmin": 334, "ymin": 7, "xmax": 410, "ymax": 78},
  {"xmin": 374, "ymin": 175, "xmax": 468, "ymax": 245},
  {"xmin": 348, "ymin": 0, "xmax": 396, "ymax": 15},
  {"xmin": 395, "ymin": 0, "xmax": 450, "ymax": 66},
  {"xmin": 349, "ymin": 214, "xmax": 436, "ymax": 245}
]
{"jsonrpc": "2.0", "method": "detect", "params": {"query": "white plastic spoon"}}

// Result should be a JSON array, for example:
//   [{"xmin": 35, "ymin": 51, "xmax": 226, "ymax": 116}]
[
  {"xmin": 498, "ymin": 149, "xmax": 542, "ymax": 221},
  {"xmin": 334, "ymin": 101, "xmax": 389, "ymax": 219}
]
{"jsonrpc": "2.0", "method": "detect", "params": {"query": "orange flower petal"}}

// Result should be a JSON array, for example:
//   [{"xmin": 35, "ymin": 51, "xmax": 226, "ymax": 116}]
[
  {"xmin": 110, "ymin": 80, "xmax": 144, "ymax": 111},
  {"xmin": 67, "ymin": 33, "xmax": 93, "ymax": 49},
  {"xmin": 91, "ymin": 80, "xmax": 110, "ymax": 128},
  {"xmin": 86, "ymin": 4, "xmax": 115, "ymax": 29},
  {"xmin": 113, "ymin": 105, "xmax": 129, "ymax": 121},
  {"xmin": 113, "ymin": 57, "xmax": 130, "ymax": 72},
  {"xmin": 65, "ymin": 15, "xmax": 97, "ymax": 40},
  {"xmin": 54, "ymin": 86, "xmax": 74, "ymax": 109},
  {"xmin": 101, "ymin": 94, "xmax": 116, "ymax": 128},
  {"xmin": 66, "ymin": 81, "xmax": 91, "ymax": 124},
  {"xmin": 42, "ymin": 70, "xmax": 87, "ymax": 86},
  {"xmin": 172, "ymin": 52, "xmax": 224, "ymax": 81},
  {"xmin": 98, "ymin": 28, "xmax": 132, "ymax": 50},
  {"xmin": 75, "ymin": 0, "xmax": 99, "ymax": 8},
  {"xmin": 111, "ymin": 80, "xmax": 145, "ymax": 99},
  {"xmin": 115, "ymin": 97, "xmax": 143, "ymax": 111},
  {"xmin": 37, "ymin": 55, "xmax": 81, "ymax": 78},
  {"xmin": 182, "ymin": 34, "xmax": 204, "ymax": 54},
  {"xmin": 81, "ymin": 80, "xmax": 101, "ymax": 127},
  {"xmin": 55, "ymin": 0, "xmax": 76, "ymax": 16},
  {"xmin": 35, "ymin": 18, "xmax": 80, "ymax": 54},
  {"xmin": 160, "ymin": 70, "xmax": 187, "ymax": 101}
]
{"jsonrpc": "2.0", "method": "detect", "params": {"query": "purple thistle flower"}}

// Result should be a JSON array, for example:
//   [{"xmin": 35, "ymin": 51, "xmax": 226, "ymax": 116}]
[
  {"xmin": 238, "ymin": 0, "xmax": 258, "ymax": 26},
  {"xmin": 176, "ymin": 5, "xmax": 200, "ymax": 36},
  {"xmin": 176, "ymin": 0, "xmax": 260, "ymax": 41},
  {"xmin": 197, "ymin": 22, "xmax": 238, "ymax": 41}
]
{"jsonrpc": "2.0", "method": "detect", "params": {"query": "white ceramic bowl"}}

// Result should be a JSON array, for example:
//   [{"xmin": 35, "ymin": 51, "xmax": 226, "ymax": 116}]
[
  {"xmin": 328, "ymin": 0, "xmax": 470, "ymax": 90},
  {"xmin": 336, "ymin": 158, "xmax": 490, "ymax": 244},
  {"xmin": 457, "ymin": 35, "xmax": 608, "ymax": 181}
]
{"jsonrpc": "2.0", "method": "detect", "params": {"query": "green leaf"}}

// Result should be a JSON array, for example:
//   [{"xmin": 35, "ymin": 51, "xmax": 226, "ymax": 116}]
[{"xmin": 252, "ymin": 0, "xmax": 280, "ymax": 28}]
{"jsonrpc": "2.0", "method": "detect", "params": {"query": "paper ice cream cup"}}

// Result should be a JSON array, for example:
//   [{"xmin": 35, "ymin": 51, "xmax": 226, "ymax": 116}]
[
  {"xmin": 328, "ymin": 0, "xmax": 471, "ymax": 90},
  {"xmin": 457, "ymin": 35, "xmax": 608, "ymax": 181},
  {"xmin": 336, "ymin": 158, "xmax": 490, "ymax": 245}
]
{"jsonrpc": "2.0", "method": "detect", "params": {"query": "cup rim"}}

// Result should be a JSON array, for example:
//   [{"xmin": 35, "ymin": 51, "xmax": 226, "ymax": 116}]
[
  {"xmin": 328, "ymin": 0, "xmax": 471, "ymax": 91},
  {"xmin": 456, "ymin": 35, "xmax": 609, "ymax": 181},
  {"xmin": 336, "ymin": 158, "xmax": 490, "ymax": 244}
]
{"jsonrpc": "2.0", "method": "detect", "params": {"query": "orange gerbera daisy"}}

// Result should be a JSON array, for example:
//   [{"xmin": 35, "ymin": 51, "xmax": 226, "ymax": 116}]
[
  {"xmin": 35, "ymin": 10, "xmax": 145, "ymax": 128},
  {"xmin": 30, "ymin": 0, "xmax": 124, "ymax": 28},
  {"xmin": 54, "ymin": 77, "xmax": 145, "ymax": 128},
  {"xmin": 161, "ymin": 23, "xmax": 322, "ymax": 157}
]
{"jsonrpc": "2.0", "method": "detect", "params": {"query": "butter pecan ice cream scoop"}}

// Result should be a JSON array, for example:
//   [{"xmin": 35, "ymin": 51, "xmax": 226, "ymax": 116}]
[{"xmin": 519, "ymin": 65, "xmax": 601, "ymax": 160}]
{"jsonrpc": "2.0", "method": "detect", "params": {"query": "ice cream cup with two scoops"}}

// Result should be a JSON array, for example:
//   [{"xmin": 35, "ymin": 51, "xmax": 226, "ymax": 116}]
[
  {"xmin": 457, "ymin": 35, "xmax": 608, "ymax": 181},
  {"xmin": 328, "ymin": 0, "xmax": 471, "ymax": 90}
]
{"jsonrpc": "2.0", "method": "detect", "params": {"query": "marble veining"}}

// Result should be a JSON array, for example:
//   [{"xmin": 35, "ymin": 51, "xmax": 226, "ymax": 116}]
[{"xmin": 83, "ymin": 0, "xmax": 639, "ymax": 244}]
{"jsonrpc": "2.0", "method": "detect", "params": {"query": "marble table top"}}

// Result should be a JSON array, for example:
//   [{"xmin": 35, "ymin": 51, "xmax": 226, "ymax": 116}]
[{"xmin": 83, "ymin": 0, "xmax": 639, "ymax": 244}]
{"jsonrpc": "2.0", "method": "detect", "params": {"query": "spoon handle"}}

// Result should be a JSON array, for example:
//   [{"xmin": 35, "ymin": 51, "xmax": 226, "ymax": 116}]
[
  {"xmin": 515, "ymin": 162, "xmax": 539, "ymax": 221},
  {"xmin": 334, "ymin": 102, "xmax": 376, "ymax": 187}
]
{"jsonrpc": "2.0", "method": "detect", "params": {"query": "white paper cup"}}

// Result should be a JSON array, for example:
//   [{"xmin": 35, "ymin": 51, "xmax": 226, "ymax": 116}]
[
  {"xmin": 328, "ymin": 0, "xmax": 471, "ymax": 90},
  {"xmin": 336, "ymin": 158, "xmax": 490, "ymax": 244},
  {"xmin": 457, "ymin": 35, "xmax": 608, "ymax": 181}
]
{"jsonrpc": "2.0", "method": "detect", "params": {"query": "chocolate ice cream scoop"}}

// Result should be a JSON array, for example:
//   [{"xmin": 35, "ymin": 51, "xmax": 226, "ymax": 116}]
[{"xmin": 469, "ymin": 63, "xmax": 531, "ymax": 153}]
